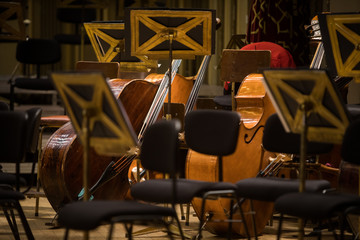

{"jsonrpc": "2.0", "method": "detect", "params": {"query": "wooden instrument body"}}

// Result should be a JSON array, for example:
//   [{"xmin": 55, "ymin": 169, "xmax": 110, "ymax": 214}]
[
  {"xmin": 40, "ymin": 73, "xmax": 194, "ymax": 212},
  {"xmin": 186, "ymin": 74, "xmax": 275, "ymax": 236},
  {"xmin": 40, "ymin": 78, "xmax": 159, "ymax": 211}
]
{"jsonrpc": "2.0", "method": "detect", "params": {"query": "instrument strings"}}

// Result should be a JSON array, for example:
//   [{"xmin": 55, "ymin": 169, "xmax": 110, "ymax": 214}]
[
  {"xmin": 138, "ymin": 59, "xmax": 182, "ymax": 141},
  {"xmin": 104, "ymin": 60, "xmax": 183, "ymax": 176},
  {"xmin": 111, "ymin": 57, "xmax": 211, "ymax": 177},
  {"xmin": 261, "ymin": 154, "xmax": 292, "ymax": 177},
  {"xmin": 112, "ymin": 155, "xmax": 137, "ymax": 173},
  {"xmin": 185, "ymin": 55, "xmax": 211, "ymax": 115}
]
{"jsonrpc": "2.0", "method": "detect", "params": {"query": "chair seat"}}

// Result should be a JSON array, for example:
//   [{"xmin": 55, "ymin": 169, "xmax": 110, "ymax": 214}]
[
  {"xmin": 131, "ymin": 178, "xmax": 237, "ymax": 204},
  {"xmin": 0, "ymin": 189, "xmax": 25, "ymax": 200},
  {"xmin": 236, "ymin": 177, "xmax": 331, "ymax": 202},
  {"xmin": 275, "ymin": 192, "xmax": 360, "ymax": 219},
  {"xmin": 57, "ymin": 200, "xmax": 177, "ymax": 231},
  {"xmin": 15, "ymin": 77, "xmax": 54, "ymax": 90},
  {"xmin": 0, "ymin": 172, "xmax": 26, "ymax": 186},
  {"xmin": 213, "ymin": 95, "xmax": 232, "ymax": 109}
]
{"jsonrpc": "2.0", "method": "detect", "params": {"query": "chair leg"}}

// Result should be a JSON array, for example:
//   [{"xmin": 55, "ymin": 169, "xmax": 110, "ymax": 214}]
[
  {"xmin": 124, "ymin": 223, "xmax": 133, "ymax": 240},
  {"xmin": 163, "ymin": 219, "xmax": 176, "ymax": 240},
  {"xmin": 180, "ymin": 203, "xmax": 185, "ymax": 220},
  {"xmin": 107, "ymin": 223, "xmax": 114, "ymax": 240},
  {"xmin": 227, "ymin": 199, "xmax": 234, "ymax": 240},
  {"xmin": 339, "ymin": 214, "xmax": 347, "ymax": 240},
  {"xmin": 173, "ymin": 215, "xmax": 185, "ymax": 240},
  {"xmin": 186, "ymin": 203, "xmax": 190, "ymax": 226},
  {"xmin": 10, "ymin": 83, "xmax": 15, "ymax": 111},
  {"xmin": 249, "ymin": 200, "xmax": 258, "ymax": 240},
  {"xmin": 327, "ymin": 218, "xmax": 338, "ymax": 240},
  {"xmin": 3, "ymin": 208, "xmax": 20, "ymax": 240},
  {"xmin": 63, "ymin": 228, "xmax": 69, "ymax": 240},
  {"xmin": 35, "ymin": 126, "xmax": 45, "ymax": 217},
  {"xmin": 277, "ymin": 213, "xmax": 284, "ymax": 240},
  {"xmin": 197, "ymin": 197, "xmax": 208, "ymax": 240},
  {"xmin": 14, "ymin": 201, "xmax": 35, "ymax": 240},
  {"xmin": 237, "ymin": 200, "xmax": 251, "ymax": 240},
  {"xmin": 224, "ymin": 198, "xmax": 240, "ymax": 240},
  {"xmin": 179, "ymin": 203, "xmax": 191, "ymax": 226}
]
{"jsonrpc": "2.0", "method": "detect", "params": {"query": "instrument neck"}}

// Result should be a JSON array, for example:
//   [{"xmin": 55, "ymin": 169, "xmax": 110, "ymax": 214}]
[
  {"xmin": 310, "ymin": 42, "xmax": 324, "ymax": 69},
  {"xmin": 185, "ymin": 55, "xmax": 211, "ymax": 115},
  {"xmin": 138, "ymin": 59, "xmax": 182, "ymax": 142}
]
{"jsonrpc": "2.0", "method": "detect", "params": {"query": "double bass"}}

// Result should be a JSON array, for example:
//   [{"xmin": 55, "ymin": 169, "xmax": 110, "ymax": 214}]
[
  {"xmin": 40, "ymin": 60, "xmax": 187, "ymax": 211},
  {"xmin": 40, "ymin": 56, "xmax": 211, "ymax": 212},
  {"xmin": 186, "ymin": 74, "xmax": 275, "ymax": 237}
]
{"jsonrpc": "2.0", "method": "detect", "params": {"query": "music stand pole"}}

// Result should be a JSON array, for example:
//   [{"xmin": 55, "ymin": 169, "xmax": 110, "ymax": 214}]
[
  {"xmin": 298, "ymin": 102, "xmax": 311, "ymax": 240},
  {"xmin": 81, "ymin": 108, "xmax": 95, "ymax": 240},
  {"xmin": 166, "ymin": 32, "xmax": 174, "ymax": 120},
  {"xmin": 81, "ymin": 108, "xmax": 96, "ymax": 202}
]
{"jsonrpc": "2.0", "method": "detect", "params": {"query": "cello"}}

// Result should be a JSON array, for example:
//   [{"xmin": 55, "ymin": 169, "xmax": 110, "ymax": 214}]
[
  {"xmin": 40, "ymin": 60, "xmax": 187, "ymax": 212},
  {"xmin": 185, "ymin": 73, "xmax": 275, "ymax": 237}
]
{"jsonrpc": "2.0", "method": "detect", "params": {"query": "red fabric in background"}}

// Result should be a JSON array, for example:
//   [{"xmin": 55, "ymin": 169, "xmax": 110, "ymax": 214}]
[{"xmin": 241, "ymin": 42, "xmax": 296, "ymax": 68}]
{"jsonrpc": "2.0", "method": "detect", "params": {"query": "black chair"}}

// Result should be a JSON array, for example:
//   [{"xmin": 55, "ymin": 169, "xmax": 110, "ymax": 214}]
[
  {"xmin": 130, "ymin": 109, "xmax": 249, "ymax": 240},
  {"xmin": 56, "ymin": 119, "xmax": 184, "ymax": 240},
  {"xmin": 235, "ymin": 113, "xmax": 333, "ymax": 239},
  {"xmin": 274, "ymin": 118, "xmax": 360, "ymax": 240},
  {"xmin": 0, "ymin": 107, "xmax": 42, "ymax": 192},
  {"xmin": 0, "ymin": 110, "xmax": 35, "ymax": 240},
  {"xmin": 9, "ymin": 38, "xmax": 61, "ymax": 110},
  {"xmin": 0, "ymin": 107, "xmax": 42, "ymax": 221},
  {"xmin": 23, "ymin": 108, "xmax": 42, "ymax": 172},
  {"xmin": 54, "ymin": 6, "xmax": 98, "ymax": 65},
  {"xmin": 21, "ymin": 108, "xmax": 45, "ymax": 216},
  {"xmin": 54, "ymin": 7, "xmax": 96, "ymax": 46}
]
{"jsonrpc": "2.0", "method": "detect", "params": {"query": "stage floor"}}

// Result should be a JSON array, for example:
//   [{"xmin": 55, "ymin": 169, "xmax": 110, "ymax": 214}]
[{"xmin": 0, "ymin": 191, "xmax": 351, "ymax": 240}]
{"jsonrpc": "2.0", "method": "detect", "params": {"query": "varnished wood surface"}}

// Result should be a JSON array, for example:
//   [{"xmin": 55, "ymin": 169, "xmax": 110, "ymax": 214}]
[{"xmin": 0, "ymin": 191, "xmax": 351, "ymax": 240}]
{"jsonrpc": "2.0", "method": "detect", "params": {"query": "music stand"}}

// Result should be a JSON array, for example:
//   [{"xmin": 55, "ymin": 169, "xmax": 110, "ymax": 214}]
[
  {"xmin": 319, "ymin": 12, "xmax": 360, "ymax": 237},
  {"xmin": 318, "ymin": 13, "xmax": 360, "ymax": 81},
  {"xmin": 262, "ymin": 69, "xmax": 350, "ymax": 239},
  {"xmin": 51, "ymin": 72, "xmax": 138, "ymax": 202},
  {"xmin": 220, "ymin": 49, "xmax": 271, "ymax": 110},
  {"xmin": 125, "ymin": 8, "xmax": 215, "ymax": 118},
  {"xmin": 0, "ymin": 2, "xmax": 26, "ymax": 41},
  {"xmin": 83, "ymin": 21, "xmax": 158, "ymax": 72}
]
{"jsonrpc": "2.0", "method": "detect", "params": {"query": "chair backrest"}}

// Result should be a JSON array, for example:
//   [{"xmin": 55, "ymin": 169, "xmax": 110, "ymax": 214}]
[
  {"xmin": 16, "ymin": 38, "xmax": 61, "ymax": 65},
  {"xmin": 57, "ymin": 7, "xmax": 97, "ymax": 24},
  {"xmin": 25, "ymin": 108, "xmax": 42, "ymax": 154},
  {"xmin": 75, "ymin": 61, "xmax": 120, "ymax": 79},
  {"xmin": 341, "ymin": 118, "xmax": 360, "ymax": 165},
  {"xmin": 184, "ymin": 109, "xmax": 240, "ymax": 181},
  {"xmin": 184, "ymin": 109, "xmax": 240, "ymax": 156},
  {"xmin": 262, "ymin": 113, "xmax": 333, "ymax": 154},
  {"xmin": 0, "ymin": 111, "xmax": 28, "ymax": 190},
  {"xmin": 140, "ymin": 119, "xmax": 181, "ymax": 177}
]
